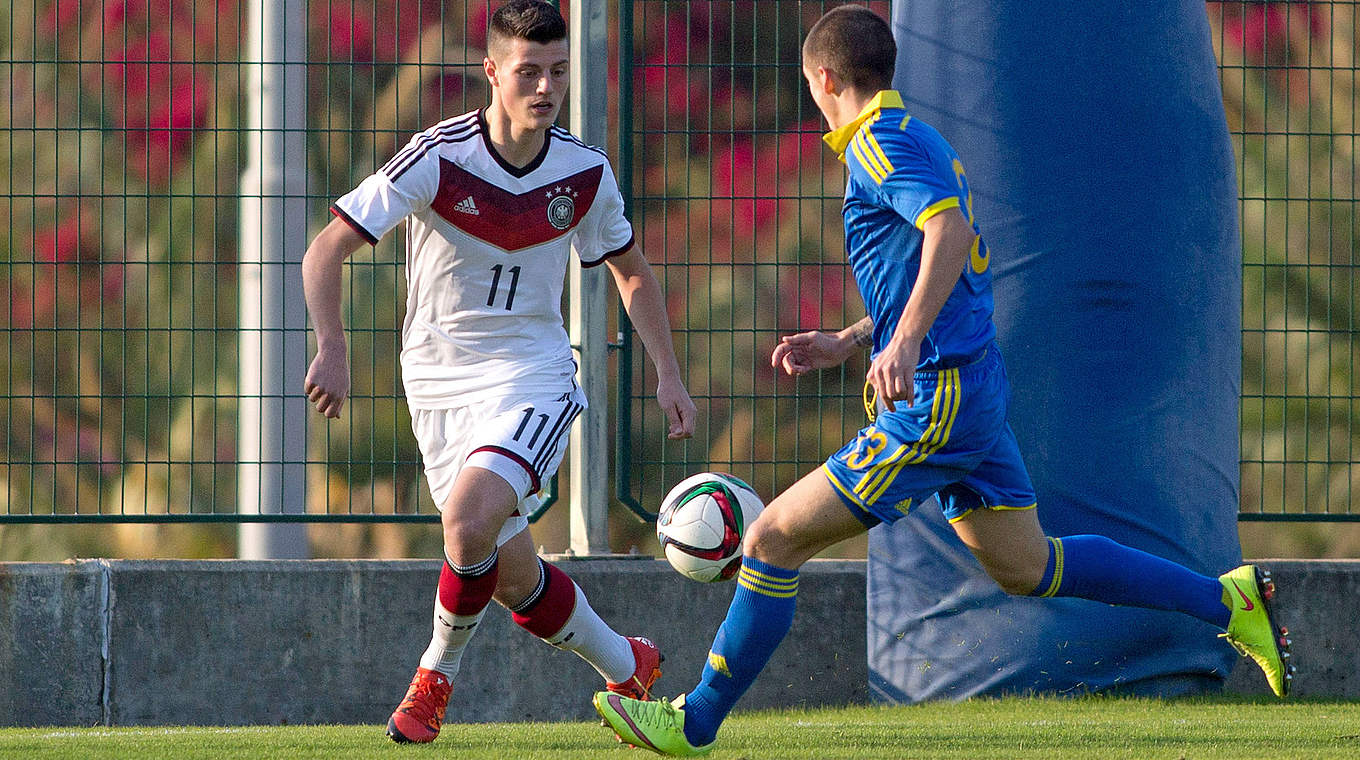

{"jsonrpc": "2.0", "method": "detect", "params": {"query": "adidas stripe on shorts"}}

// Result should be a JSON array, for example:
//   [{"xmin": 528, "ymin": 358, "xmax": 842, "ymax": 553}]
[{"xmin": 412, "ymin": 385, "xmax": 586, "ymax": 546}]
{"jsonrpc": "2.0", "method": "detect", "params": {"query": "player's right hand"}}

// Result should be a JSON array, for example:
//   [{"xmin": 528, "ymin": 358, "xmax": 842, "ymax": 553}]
[
  {"xmin": 656, "ymin": 374, "xmax": 697, "ymax": 440},
  {"xmin": 304, "ymin": 349, "xmax": 350, "ymax": 419},
  {"xmin": 771, "ymin": 330, "xmax": 853, "ymax": 376}
]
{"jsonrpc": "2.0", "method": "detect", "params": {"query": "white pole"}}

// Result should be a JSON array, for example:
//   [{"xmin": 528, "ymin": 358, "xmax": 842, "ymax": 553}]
[
  {"xmin": 567, "ymin": 0, "xmax": 613, "ymax": 556},
  {"xmin": 238, "ymin": 0, "xmax": 309, "ymax": 558}
]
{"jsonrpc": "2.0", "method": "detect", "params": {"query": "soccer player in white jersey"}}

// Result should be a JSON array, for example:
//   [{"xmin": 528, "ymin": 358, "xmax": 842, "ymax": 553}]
[{"xmin": 301, "ymin": 0, "xmax": 697, "ymax": 744}]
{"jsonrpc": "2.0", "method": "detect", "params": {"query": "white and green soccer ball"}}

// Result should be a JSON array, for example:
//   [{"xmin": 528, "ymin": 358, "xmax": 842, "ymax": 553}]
[{"xmin": 656, "ymin": 472, "xmax": 765, "ymax": 582}]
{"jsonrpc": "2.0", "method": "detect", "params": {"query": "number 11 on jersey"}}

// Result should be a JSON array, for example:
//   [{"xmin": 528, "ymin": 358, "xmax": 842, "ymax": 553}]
[{"xmin": 487, "ymin": 264, "xmax": 521, "ymax": 310}]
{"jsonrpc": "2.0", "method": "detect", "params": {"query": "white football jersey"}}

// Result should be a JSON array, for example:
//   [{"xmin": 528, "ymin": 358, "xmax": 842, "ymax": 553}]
[{"xmin": 331, "ymin": 110, "xmax": 634, "ymax": 409}]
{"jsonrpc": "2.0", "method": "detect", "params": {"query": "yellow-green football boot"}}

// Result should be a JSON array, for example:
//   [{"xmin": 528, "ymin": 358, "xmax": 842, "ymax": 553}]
[
  {"xmin": 593, "ymin": 692, "xmax": 713, "ymax": 756},
  {"xmin": 1219, "ymin": 564, "xmax": 1293, "ymax": 697}
]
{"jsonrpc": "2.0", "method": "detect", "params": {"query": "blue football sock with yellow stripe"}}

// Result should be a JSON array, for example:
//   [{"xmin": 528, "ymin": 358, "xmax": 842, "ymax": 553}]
[
  {"xmin": 1031, "ymin": 534, "xmax": 1230, "ymax": 628},
  {"xmin": 681, "ymin": 557, "xmax": 799, "ymax": 747}
]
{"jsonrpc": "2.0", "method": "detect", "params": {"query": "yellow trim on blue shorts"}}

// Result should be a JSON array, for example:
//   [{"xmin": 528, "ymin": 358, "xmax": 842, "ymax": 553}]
[
  {"xmin": 822, "ymin": 464, "xmax": 877, "ymax": 524},
  {"xmin": 945, "ymin": 501, "xmax": 1039, "ymax": 524},
  {"xmin": 854, "ymin": 443, "xmax": 908, "ymax": 501},
  {"xmin": 864, "ymin": 451, "xmax": 915, "ymax": 505},
  {"xmin": 904, "ymin": 368, "xmax": 961, "ymax": 464}
]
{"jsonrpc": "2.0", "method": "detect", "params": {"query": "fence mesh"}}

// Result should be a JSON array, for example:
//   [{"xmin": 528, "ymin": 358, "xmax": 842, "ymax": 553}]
[
  {"xmin": 1211, "ymin": 2, "xmax": 1358, "ymax": 519},
  {"xmin": 0, "ymin": 2, "xmax": 1355, "ymax": 555}
]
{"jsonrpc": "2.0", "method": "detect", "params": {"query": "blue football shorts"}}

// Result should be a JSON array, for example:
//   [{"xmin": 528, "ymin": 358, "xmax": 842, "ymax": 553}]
[{"xmin": 822, "ymin": 345, "xmax": 1037, "ymax": 527}]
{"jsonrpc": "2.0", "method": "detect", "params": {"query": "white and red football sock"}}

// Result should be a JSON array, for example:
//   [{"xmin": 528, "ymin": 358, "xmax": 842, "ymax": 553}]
[
  {"xmin": 419, "ymin": 550, "xmax": 499, "ymax": 679},
  {"xmin": 509, "ymin": 558, "xmax": 634, "ymax": 682}
]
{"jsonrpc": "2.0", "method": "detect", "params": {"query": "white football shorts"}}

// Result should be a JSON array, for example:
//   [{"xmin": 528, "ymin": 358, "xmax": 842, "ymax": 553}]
[{"xmin": 411, "ymin": 386, "xmax": 586, "ymax": 546}]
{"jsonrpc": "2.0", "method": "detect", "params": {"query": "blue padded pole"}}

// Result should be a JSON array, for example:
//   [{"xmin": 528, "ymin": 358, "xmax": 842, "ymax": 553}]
[{"xmin": 869, "ymin": 0, "xmax": 1241, "ymax": 700}]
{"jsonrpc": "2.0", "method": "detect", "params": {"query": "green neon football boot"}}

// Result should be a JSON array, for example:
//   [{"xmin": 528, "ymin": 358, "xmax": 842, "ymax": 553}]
[
  {"xmin": 593, "ymin": 692, "xmax": 714, "ymax": 756},
  {"xmin": 1219, "ymin": 564, "xmax": 1294, "ymax": 697}
]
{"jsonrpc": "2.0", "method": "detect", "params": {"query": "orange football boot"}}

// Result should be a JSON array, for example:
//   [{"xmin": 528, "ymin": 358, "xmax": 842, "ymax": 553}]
[
  {"xmin": 386, "ymin": 667, "xmax": 452, "ymax": 743},
  {"xmin": 606, "ymin": 636, "xmax": 664, "ymax": 700}
]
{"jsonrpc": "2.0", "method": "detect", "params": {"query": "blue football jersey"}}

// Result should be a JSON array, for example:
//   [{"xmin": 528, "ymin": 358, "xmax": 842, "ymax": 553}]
[{"xmin": 822, "ymin": 91, "xmax": 996, "ymax": 369}]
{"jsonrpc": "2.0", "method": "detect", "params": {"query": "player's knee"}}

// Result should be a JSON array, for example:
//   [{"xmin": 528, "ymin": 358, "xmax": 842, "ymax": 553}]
[
  {"xmin": 440, "ymin": 510, "xmax": 501, "ymax": 561},
  {"xmin": 493, "ymin": 565, "xmax": 541, "ymax": 609},
  {"xmin": 979, "ymin": 556, "xmax": 1046, "ymax": 596},
  {"xmin": 997, "ymin": 570, "xmax": 1044, "ymax": 596},
  {"xmin": 742, "ymin": 515, "xmax": 798, "ymax": 567}
]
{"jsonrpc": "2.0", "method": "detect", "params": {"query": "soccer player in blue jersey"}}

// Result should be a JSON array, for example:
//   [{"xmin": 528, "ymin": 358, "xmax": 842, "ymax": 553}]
[{"xmin": 594, "ymin": 5, "xmax": 1291, "ymax": 755}]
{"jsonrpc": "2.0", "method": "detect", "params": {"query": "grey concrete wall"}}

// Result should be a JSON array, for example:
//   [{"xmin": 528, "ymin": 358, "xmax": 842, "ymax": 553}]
[
  {"xmin": 0, "ymin": 558, "xmax": 865, "ymax": 727},
  {"xmin": 0, "ymin": 561, "xmax": 106, "ymax": 726},
  {"xmin": 1222, "ymin": 560, "xmax": 1360, "ymax": 698},
  {"xmin": 0, "ymin": 558, "xmax": 1353, "ymax": 727}
]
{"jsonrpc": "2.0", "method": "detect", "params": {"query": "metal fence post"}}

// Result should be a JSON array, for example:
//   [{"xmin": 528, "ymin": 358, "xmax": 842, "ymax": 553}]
[
  {"xmin": 567, "ymin": 0, "xmax": 614, "ymax": 556},
  {"xmin": 237, "ymin": 0, "xmax": 309, "ymax": 558}
]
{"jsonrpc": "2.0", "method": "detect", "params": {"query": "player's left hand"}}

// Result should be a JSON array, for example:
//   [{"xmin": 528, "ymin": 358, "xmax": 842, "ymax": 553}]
[
  {"xmin": 867, "ymin": 336, "xmax": 918, "ymax": 412},
  {"xmin": 656, "ymin": 374, "xmax": 697, "ymax": 439}
]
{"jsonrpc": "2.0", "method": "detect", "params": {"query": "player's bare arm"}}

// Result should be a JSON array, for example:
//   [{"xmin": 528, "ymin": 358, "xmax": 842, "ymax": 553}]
[
  {"xmin": 771, "ymin": 316, "xmax": 873, "ymax": 376},
  {"xmin": 302, "ymin": 217, "xmax": 369, "ymax": 419},
  {"xmin": 870, "ymin": 206, "xmax": 975, "ymax": 411},
  {"xmin": 603, "ymin": 247, "xmax": 697, "ymax": 439}
]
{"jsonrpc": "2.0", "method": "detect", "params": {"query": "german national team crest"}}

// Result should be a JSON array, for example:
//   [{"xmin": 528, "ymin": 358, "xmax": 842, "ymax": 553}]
[{"xmin": 546, "ymin": 186, "xmax": 577, "ymax": 230}]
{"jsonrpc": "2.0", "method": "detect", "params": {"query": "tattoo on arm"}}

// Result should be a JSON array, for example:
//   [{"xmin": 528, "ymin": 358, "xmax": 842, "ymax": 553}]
[{"xmin": 848, "ymin": 316, "xmax": 874, "ymax": 348}]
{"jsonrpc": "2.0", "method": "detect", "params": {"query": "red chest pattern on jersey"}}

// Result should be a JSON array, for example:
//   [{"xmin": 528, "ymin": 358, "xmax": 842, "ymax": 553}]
[{"xmin": 430, "ymin": 159, "xmax": 603, "ymax": 252}]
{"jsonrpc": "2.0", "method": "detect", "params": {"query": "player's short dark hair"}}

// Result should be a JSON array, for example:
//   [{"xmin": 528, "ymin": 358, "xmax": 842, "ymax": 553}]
[
  {"xmin": 802, "ymin": 5, "xmax": 896, "ymax": 93},
  {"xmin": 488, "ymin": 0, "xmax": 568, "ymax": 52}
]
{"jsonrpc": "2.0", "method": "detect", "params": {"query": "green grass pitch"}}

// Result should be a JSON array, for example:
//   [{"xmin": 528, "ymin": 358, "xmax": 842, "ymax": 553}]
[{"xmin": 3, "ymin": 697, "xmax": 1357, "ymax": 760}]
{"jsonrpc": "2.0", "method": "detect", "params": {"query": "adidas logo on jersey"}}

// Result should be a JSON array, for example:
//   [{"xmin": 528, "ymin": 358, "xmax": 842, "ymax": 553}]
[{"xmin": 453, "ymin": 196, "xmax": 479, "ymax": 215}]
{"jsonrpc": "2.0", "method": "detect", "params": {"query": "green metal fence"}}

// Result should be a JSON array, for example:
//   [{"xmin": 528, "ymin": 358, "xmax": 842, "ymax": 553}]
[
  {"xmin": 1212, "ymin": 2, "xmax": 1359, "ymax": 522},
  {"xmin": 614, "ymin": 0, "xmax": 879, "ymax": 525},
  {"xmin": 620, "ymin": 1, "xmax": 1360, "ymax": 525},
  {"xmin": 1, "ymin": 2, "xmax": 1355, "ymax": 547}
]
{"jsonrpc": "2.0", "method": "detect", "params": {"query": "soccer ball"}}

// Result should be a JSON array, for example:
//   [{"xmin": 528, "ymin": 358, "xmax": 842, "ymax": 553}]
[{"xmin": 656, "ymin": 472, "xmax": 765, "ymax": 582}]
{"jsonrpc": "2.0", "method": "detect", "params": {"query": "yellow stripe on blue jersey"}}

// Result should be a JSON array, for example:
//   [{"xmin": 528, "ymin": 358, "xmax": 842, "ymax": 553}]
[
  {"xmin": 854, "ymin": 114, "xmax": 895, "ymax": 184},
  {"xmin": 737, "ymin": 564, "xmax": 799, "ymax": 598},
  {"xmin": 863, "ymin": 133, "xmax": 894, "ymax": 177},
  {"xmin": 850, "ymin": 131, "xmax": 896, "ymax": 186},
  {"xmin": 913, "ymin": 196, "xmax": 961, "ymax": 230},
  {"xmin": 849, "ymin": 133, "xmax": 887, "ymax": 184},
  {"xmin": 822, "ymin": 90, "xmax": 998, "ymax": 370},
  {"xmin": 823, "ymin": 90, "xmax": 906, "ymax": 159}
]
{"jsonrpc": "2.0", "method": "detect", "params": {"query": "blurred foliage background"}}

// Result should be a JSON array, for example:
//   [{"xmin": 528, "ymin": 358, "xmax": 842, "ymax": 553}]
[{"xmin": 0, "ymin": 1, "xmax": 1355, "ymax": 560}]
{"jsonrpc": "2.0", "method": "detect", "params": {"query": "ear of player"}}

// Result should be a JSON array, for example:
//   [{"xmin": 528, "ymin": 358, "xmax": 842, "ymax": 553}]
[{"xmin": 1218, "ymin": 565, "xmax": 1293, "ymax": 698}]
